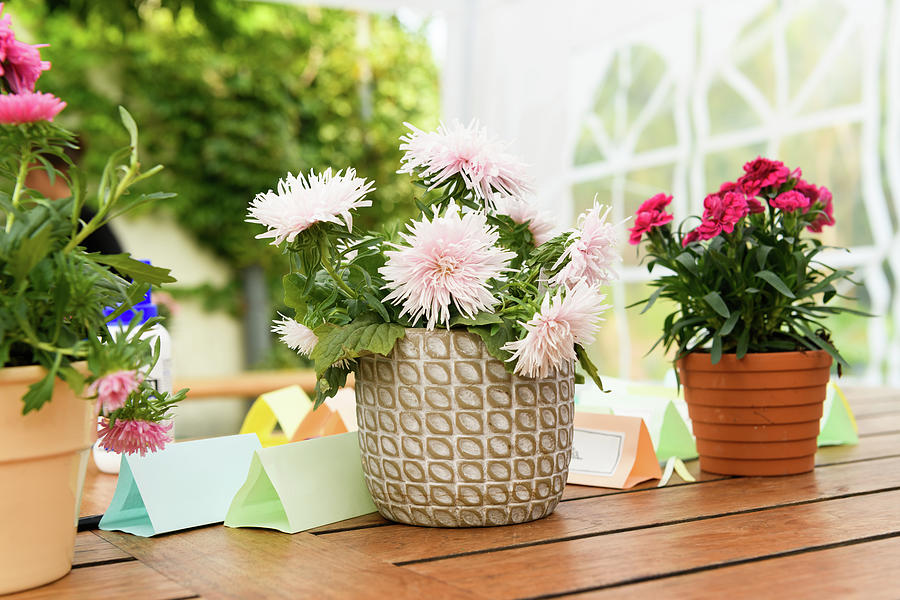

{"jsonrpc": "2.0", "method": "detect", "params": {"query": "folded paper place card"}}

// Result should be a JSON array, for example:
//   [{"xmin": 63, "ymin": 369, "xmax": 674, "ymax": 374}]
[
  {"xmin": 99, "ymin": 434, "xmax": 262, "ymax": 537},
  {"xmin": 568, "ymin": 413, "xmax": 661, "ymax": 489},
  {"xmin": 818, "ymin": 381, "xmax": 859, "ymax": 446},
  {"xmin": 240, "ymin": 385, "xmax": 313, "ymax": 446},
  {"xmin": 290, "ymin": 388, "xmax": 358, "ymax": 442},
  {"xmin": 225, "ymin": 431, "xmax": 376, "ymax": 534},
  {"xmin": 576, "ymin": 377, "xmax": 698, "ymax": 462}
]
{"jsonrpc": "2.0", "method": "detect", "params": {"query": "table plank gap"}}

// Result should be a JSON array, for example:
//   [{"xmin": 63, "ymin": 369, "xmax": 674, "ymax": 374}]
[
  {"xmin": 562, "ymin": 535, "xmax": 900, "ymax": 599},
  {"xmin": 404, "ymin": 490, "xmax": 900, "ymax": 599},
  {"xmin": 73, "ymin": 531, "xmax": 133, "ymax": 567}
]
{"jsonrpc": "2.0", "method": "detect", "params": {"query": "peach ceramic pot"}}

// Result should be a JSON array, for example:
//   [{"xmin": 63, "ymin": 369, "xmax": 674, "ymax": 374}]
[
  {"xmin": 678, "ymin": 350, "xmax": 832, "ymax": 476},
  {"xmin": 0, "ymin": 364, "xmax": 95, "ymax": 594}
]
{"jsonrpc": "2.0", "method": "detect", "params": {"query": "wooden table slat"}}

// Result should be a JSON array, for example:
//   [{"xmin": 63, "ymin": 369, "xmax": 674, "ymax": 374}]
[
  {"xmin": 96, "ymin": 527, "xmax": 483, "ymax": 599},
  {"xmin": 575, "ymin": 535, "xmax": 900, "ymax": 600},
  {"xmin": 405, "ymin": 490, "xmax": 900, "ymax": 599},
  {"xmin": 6, "ymin": 561, "xmax": 194, "ymax": 600},
  {"xmin": 320, "ymin": 454, "xmax": 900, "ymax": 565},
  {"xmin": 856, "ymin": 413, "xmax": 900, "ymax": 436}
]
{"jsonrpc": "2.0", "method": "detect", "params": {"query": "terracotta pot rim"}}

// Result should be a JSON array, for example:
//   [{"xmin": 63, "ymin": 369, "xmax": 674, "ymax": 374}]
[
  {"xmin": 0, "ymin": 361, "xmax": 88, "ymax": 385},
  {"xmin": 678, "ymin": 349, "xmax": 832, "ymax": 372}
]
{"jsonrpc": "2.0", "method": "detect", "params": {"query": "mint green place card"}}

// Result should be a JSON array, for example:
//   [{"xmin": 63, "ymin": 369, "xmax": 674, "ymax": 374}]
[
  {"xmin": 225, "ymin": 432, "xmax": 376, "ymax": 534},
  {"xmin": 99, "ymin": 434, "xmax": 262, "ymax": 537}
]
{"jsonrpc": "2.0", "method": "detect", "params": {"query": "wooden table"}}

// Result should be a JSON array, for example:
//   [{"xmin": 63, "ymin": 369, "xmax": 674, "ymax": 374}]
[{"xmin": 9, "ymin": 387, "xmax": 900, "ymax": 599}]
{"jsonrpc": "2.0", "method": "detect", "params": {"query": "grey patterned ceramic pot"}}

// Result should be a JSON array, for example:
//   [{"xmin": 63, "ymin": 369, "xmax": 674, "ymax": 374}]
[{"xmin": 354, "ymin": 328, "xmax": 574, "ymax": 528}]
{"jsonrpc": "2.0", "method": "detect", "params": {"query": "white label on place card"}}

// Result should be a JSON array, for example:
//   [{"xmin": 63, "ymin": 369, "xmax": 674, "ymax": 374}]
[{"xmin": 570, "ymin": 428, "xmax": 624, "ymax": 477}]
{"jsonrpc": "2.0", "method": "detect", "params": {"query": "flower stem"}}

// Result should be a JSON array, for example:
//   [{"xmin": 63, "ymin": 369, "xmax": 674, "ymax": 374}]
[{"xmin": 318, "ymin": 236, "xmax": 356, "ymax": 298}]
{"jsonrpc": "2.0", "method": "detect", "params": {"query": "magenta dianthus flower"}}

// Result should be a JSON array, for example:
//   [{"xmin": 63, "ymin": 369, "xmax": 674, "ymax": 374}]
[
  {"xmin": 770, "ymin": 190, "xmax": 810, "ymax": 212},
  {"xmin": 806, "ymin": 186, "xmax": 835, "ymax": 233},
  {"xmin": 628, "ymin": 193, "xmax": 674, "ymax": 245},
  {"xmin": 737, "ymin": 157, "xmax": 791, "ymax": 197}
]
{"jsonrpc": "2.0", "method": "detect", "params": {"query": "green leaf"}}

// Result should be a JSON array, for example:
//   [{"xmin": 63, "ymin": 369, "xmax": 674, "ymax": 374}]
[
  {"xmin": 755, "ymin": 270, "xmax": 795, "ymax": 298},
  {"xmin": 719, "ymin": 311, "xmax": 740, "ymax": 337},
  {"xmin": 89, "ymin": 253, "xmax": 176, "ymax": 285},
  {"xmin": 756, "ymin": 244, "xmax": 773, "ymax": 270},
  {"xmin": 674, "ymin": 252, "xmax": 698, "ymax": 275},
  {"xmin": 703, "ymin": 291, "xmax": 730, "ymax": 318},
  {"xmin": 310, "ymin": 315, "xmax": 405, "ymax": 374},
  {"xmin": 449, "ymin": 313, "xmax": 503, "ymax": 327},
  {"xmin": 641, "ymin": 285, "xmax": 665, "ymax": 315},
  {"xmin": 119, "ymin": 106, "xmax": 139, "ymax": 162},
  {"xmin": 467, "ymin": 321, "xmax": 516, "ymax": 370},
  {"xmin": 576, "ymin": 345, "xmax": 604, "ymax": 391},
  {"xmin": 283, "ymin": 273, "xmax": 307, "ymax": 314},
  {"xmin": 9, "ymin": 223, "xmax": 53, "ymax": 281},
  {"xmin": 736, "ymin": 326, "xmax": 750, "ymax": 359},
  {"xmin": 711, "ymin": 335, "xmax": 722, "ymax": 364},
  {"xmin": 362, "ymin": 292, "xmax": 390, "ymax": 322},
  {"xmin": 314, "ymin": 365, "xmax": 350, "ymax": 407},
  {"xmin": 21, "ymin": 353, "xmax": 62, "ymax": 414}
]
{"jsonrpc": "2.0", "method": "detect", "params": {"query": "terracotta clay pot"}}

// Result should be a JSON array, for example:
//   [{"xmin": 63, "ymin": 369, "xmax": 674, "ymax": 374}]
[
  {"xmin": 678, "ymin": 350, "xmax": 832, "ymax": 476},
  {"xmin": 354, "ymin": 328, "xmax": 574, "ymax": 528},
  {"xmin": 0, "ymin": 364, "xmax": 95, "ymax": 594}
]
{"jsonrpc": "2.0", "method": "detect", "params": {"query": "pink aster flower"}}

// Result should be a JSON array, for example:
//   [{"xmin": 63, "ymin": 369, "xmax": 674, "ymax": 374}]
[
  {"xmin": 502, "ymin": 282, "xmax": 610, "ymax": 378},
  {"xmin": 98, "ymin": 418, "xmax": 173, "ymax": 456},
  {"xmin": 87, "ymin": 369, "xmax": 142, "ymax": 413},
  {"xmin": 737, "ymin": 157, "xmax": 791, "ymax": 197},
  {"xmin": 695, "ymin": 191, "xmax": 748, "ymax": 240},
  {"xmin": 247, "ymin": 168, "xmax": 375, "ymax": 245},
  {"xmin": 398, "ymin": 120, "xmax": 531, "ymax": 205},
  {"xmin": 551, "ymin": 203, "xmax": 620, "ymax": 288},
  {"xmin": 793, "ymin": 179, "xmax": 819, "ymax": 204},
  {"xmin": 628, "ymin": 193, "xmax": 674, "ymax": 245},
  {"xmin": 381, "ymin": 202, "xmax": 514, "ymax": 329},
  {"xmin": 0, "ymin": 91, "xmax": 65, "ymax": 124},
  {"xmin": 807, "ymin": 186, "xmax": 835, "ymax": 233},
  {"xmin": 272, "ymin": 314, "xmax": 318, "ymax": 357},
  {"xmin": 770, "ymin": 190, "xmax": 810, "ymax": 213},
  {"xmin": 492, "ymin": 194, "xmax": 555, "ymax": 246},
  {"xmin": 2, "ymin": 38, "xmax": 50, "ymax": 94}
]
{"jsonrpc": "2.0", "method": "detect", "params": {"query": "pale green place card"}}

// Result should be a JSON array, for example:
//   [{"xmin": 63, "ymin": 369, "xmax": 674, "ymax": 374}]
[
  {"xmin": 818, "ymin": 381, "xmax": 859, "ymax": 446},
  {"xmin": 99, "ymin": 434, "xmax": 262, "ymax": 537},
  {"xmin": 225, "ymin": 431, "xmax": 377, "ymax": 534}
]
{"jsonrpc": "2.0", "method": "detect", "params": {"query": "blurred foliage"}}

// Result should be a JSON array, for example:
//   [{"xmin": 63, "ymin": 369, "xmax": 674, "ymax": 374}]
[{"xmin": 12, "ymin": 0, "xmax": 439, "ymax": 275}]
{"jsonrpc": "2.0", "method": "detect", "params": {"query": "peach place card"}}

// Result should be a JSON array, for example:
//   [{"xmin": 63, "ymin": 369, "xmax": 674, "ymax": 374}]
[{"xmin": 567, "ymin": 413, "xmax": 661, "ymax": 489}]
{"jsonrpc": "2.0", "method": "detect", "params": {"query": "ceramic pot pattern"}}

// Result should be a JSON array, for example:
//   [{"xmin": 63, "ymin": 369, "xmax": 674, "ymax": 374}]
[{"xmin": 354, "ymin": 328, "xmax": 574, "ymax": 527}]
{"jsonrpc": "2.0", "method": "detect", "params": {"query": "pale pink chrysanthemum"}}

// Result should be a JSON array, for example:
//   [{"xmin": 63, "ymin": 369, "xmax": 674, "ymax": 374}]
[
  {"xmin": 492, "ymin": 194, "xmax": 556, "ymax": 246},
  {"xmin": 0, "ymin": 91, "xmax": 65, "ymax": 124},
  {"xmin": 398, "ymin": 120, "xmax": 532, "ymax": 205},
  {"xmin": 550, "ymin": 203, "xmax": 620, "ymax": 288},
  {"xmin": 87, "ymin": 369, "xmax": 142, "ymax": 413},
  {"xmin": 247, "ymin": 168, "xmax": 374, "ymax": 245},
  {"xmin": 272, "ymin": 313, "xmax": 318, "ymax": 357},
  {"xmin": 98, "ymin": 418, "xmax": 173, "ymax": 456},
  {"xmin": 503, "ymin": 282, "xmax": 610, "ymax": 378},
  {"xmin": 381, "ymin": 202, "xmax": 515, "ymax": 329}
]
